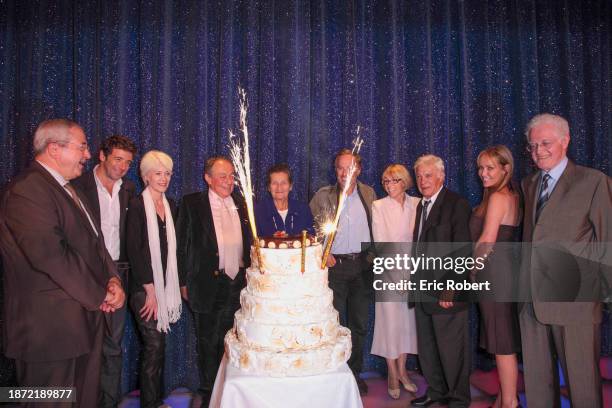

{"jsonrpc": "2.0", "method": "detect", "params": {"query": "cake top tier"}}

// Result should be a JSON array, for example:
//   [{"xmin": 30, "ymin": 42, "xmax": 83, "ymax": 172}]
[{"xmin": 257, "ymin": 232, "xmax": 318, "ymax": 250}]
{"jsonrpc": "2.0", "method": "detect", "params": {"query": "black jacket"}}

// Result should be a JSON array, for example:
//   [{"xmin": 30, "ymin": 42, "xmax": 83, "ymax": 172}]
[
  {"xmin": 412, "ymin": 187, "xmax": 472, "ymax": 314},
  {"xmin": 176, "ymin": 190, "xmax": 251, "ymax": 313},
  {"xmin": 72, "ymin": 170, "xmax": 136, "ymax": 262},
  {"xmin": 126, "ymin": 194, "xmax": 183, "ymax": 294}
]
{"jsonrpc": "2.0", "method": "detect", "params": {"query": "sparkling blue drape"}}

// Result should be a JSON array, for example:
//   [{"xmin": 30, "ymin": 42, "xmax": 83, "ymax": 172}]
[{"xmin": 1, "ymin": 0, "xmax": 611, "ymax": 395}]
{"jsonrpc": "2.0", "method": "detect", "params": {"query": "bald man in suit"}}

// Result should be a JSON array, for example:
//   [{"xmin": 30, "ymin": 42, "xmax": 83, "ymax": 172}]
[{"xmin": 519, "ymin": 113, "xmax": 612, "ymax": 408}]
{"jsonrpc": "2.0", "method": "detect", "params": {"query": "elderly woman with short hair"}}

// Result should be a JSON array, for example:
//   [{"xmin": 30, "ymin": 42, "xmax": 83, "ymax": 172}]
[
  {"xmin": 254, "ymin": 163, "xmax": 314, "ymax": 236},
  {"xmin": 370, "ymin": 163, "xmax": 419, "ymax": 399},
  {"xmin": 126, "ymin": 150, "xmax": 186, "ymax": 408}
]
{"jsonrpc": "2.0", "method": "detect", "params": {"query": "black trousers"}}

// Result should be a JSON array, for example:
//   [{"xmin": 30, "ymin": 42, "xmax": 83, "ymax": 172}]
[
  {"xmin": 194, "ymin": 269, "xmax": 246, "ymax": 407},
  {"xmin": 99, "ymin": 264, "xmax": 128, "ymax": 408},
  {"xmin": 15, "ymin": 316, "xmax": 104, "ymax": 408},
  {"xmin": 414, "ymin": 302, "xmax": 471, "ymax": 408},
  {"xmin": 130, "ymin": 292, "xmax": 166, "ymax": 408},
  {"xmin": 328, "ymin": 257, "xmax": 371, "ymax": 377}
]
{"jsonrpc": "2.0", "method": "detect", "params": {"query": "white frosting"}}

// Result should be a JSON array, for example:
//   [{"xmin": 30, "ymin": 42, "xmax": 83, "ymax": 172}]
[
  {"xmin": 234, "ymin": 309, "xmax": 340, "ymax": 349},
  {"xmin": 225, "ymin": 327, "xmax": 352, "ymax": 377},
  {"xmin": 225, "ymin": 242, "xmax": 352, "ymax": 376},
  {"xmin": 240, "ymin": 290, "xmax": 335, "ymax": 324}
]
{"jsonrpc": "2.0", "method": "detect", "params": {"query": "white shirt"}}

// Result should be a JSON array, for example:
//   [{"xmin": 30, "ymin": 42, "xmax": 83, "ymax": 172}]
[
  {"xmin": 93, "ymin": 165, "xmax": 122, "ymax": 260},
  {"xmin": 209, "ymin": 189, "xmax": 244, "ymax": 271},
  {"xmin": 421, "ymin": 185, "xmax": 443, "ymax": 211},
  {"xmin": 278, "ymin": 209, "xmax": 289, "ymax": 223},
  {"xmin": 36, "ymin": 160, "xmax": 98, "ymax": 236}
]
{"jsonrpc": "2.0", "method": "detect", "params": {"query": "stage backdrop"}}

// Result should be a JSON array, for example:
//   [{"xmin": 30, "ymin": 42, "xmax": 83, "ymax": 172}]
[{"xmin": 1, "ymin": 0, "xmax": 611, "ymax": 396}]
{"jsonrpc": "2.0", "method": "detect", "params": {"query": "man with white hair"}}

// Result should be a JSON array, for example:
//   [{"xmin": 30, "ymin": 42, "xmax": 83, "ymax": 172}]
[
  {"xmin": 410, "ymin": 154, "xmax": 472, "ymax": 408},
  {"xmin": 0, "ymin": 119, "xmax": 125, "ymax": 407},
  {"xmin": 519, "ymin": 113, "xmax": 612, "ymax": 408}
]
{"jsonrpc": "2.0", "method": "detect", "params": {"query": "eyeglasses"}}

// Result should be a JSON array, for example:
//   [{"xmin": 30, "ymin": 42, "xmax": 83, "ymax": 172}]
[
  {"xmin": 54, "ymin": 140, "xmax": 90, "ymax": 152},
  {"xmin": 382, "ymin": 178, "xmax": 402, "ymax": 185},
  {"xmin": 526, "ymin": 140, "xmax": 555, "ymax": 153}
]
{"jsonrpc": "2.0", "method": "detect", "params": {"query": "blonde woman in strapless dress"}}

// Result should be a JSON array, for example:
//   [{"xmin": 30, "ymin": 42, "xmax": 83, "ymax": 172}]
[{"xmin": 470, "ymin": 145, "xmax": 521, "ymax": 408}]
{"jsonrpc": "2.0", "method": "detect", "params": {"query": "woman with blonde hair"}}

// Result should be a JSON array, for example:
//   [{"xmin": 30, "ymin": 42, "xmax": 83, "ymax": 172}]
[
  {"xmin": 470, "ymin": 145, "xmax": 521, "ymax": 408},
  {"xmin": 370, "ymin": 163, "xmax": 419, "ymax": 399},
  {"xmin": 127, "ymin": 150, "xmax": 187, "ymax": 408}
]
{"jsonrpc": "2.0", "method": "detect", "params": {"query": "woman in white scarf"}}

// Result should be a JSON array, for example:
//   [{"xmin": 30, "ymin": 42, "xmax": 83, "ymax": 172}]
[{"xmin": 127, "ymin": 150, "xmax": 186, "ymax": 408}]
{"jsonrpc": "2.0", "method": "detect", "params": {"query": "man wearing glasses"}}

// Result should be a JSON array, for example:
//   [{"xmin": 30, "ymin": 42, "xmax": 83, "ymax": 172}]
[
  {"xmin": 310, "ymin": 148, "xmax": 377, "ymax": 395},
  {"xmin": 519, "ymin": 113, "xmax": 612, "ymax": 407},
  {"xmin": 176, "ymin": 156, "xmax": 251, "ymax": 407},
  {"xmin": 72, "ymin": 135, "xmax": 137, "ymax": 408},
  {"xmin": 0, "ymin": 119, "xmax": 125, "ymax": 406}
]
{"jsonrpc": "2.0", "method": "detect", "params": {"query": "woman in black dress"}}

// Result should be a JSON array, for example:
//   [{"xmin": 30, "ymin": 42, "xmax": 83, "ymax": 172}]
[
  {"xmin": 127, "ymin": 150, "xmax": 186, "ymax": 408},
  {"xmin": 470, "ymin": 145, "xmax": 521, "ymax": 408}
]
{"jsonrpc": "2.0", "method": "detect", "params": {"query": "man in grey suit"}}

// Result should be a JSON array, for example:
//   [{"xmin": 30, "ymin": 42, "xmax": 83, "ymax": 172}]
[{"xmin": 519, "ymin": 113, "xmax": 612, "ymax": 408}]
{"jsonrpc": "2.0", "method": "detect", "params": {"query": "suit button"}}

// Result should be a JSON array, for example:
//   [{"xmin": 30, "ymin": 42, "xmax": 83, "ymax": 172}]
[
  {"xmin": 215, "ymin": 252, "xmax": 219, "ymax": 256},
  {"xmin": 214, "ymin": 270, "xmax": 220, "ymax": 277}
]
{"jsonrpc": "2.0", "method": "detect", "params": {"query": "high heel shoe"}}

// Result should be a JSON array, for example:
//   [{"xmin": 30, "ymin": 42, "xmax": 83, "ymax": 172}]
[
  {"xmin": 387, "ymin": 377, "xmax": 401, "ymax": 400},
  {"xmin": 399, "ymin": 375, "xmax": 418, "ymax": 393}
]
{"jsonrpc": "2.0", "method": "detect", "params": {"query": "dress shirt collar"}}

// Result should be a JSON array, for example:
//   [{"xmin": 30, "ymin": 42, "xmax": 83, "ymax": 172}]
[
  {"xmin": 209, "ymin": 188, "xmax": 235, "ymax": 209},
  {"xmin": 93, "ymin": 164, "xmax": 123, "ymax": 196},
  {"xmin": 421, "ymin": 185, "xmax": 443, "ymax": 208},
  {"xmin": 542, "ymin": 156, "xmax": 568, "ymax": 184},
  {"xmin": 36, "ymin": 160, "xmax": 69, "ymax": 187}
]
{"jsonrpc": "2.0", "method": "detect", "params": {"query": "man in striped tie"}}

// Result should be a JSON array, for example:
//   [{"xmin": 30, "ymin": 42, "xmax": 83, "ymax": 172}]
[{"xmin": 519, "ymin": 113, "xmax": 612, "ymax": 408}]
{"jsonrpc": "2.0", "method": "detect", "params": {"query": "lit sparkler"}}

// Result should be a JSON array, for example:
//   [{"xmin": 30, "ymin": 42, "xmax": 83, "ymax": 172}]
[
  {"xmin": 228, "ymin": 87, "xmax": 263, "ymax": 269},
  {"xmin": 320, "ymin": 127, "xmax": 364, "ymax": 268}
]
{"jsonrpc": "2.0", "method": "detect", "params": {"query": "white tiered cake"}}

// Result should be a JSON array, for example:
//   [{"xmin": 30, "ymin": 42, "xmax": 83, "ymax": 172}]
[{"xmin": 224, "ymin": 235, "xmax": 352, "ymax": 377}]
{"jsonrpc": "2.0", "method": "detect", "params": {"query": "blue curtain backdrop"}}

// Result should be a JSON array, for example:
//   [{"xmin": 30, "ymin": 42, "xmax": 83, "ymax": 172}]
[{"xmin": 1, "ymin": 0, "xmax": 611, "ymax": 395}]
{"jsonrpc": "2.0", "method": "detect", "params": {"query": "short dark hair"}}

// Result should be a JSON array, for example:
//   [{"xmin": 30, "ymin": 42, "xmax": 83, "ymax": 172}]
[
  {"xmin": 265, "ymin": 163, "xmax": 293, "ymax": 186},
  {"xmin": 334, "ymin": 148, "xmax": 362, "ymax": 168},
  {"xmin": 99, "ymin": 135, "xmax": 137, "ymax": 157},
  {"xmin": 204, "ymin": 156, "xmax": 232, "ymax": 175}
]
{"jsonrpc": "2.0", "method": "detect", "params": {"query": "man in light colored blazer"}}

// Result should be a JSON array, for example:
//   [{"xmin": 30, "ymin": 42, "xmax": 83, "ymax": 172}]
[{"xmin": 519, "ymin": 113, "xmax": 612, "ymax": 408}]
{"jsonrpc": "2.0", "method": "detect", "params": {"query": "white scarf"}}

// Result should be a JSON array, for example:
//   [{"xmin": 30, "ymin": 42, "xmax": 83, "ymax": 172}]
[{"xmin": 142, "ymin": 187, "xmax": 181, "ymax": 332}]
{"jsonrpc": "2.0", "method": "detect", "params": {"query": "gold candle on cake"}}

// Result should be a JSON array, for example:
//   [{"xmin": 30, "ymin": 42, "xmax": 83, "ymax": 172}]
[
  {"xmin": 228, "ymin": 87, "xmax": 263, "ymax": 270},
  {"xmin": 320, "ymin": 129, "xmax": 364, "ymax": 268},
  {"xmin": 300, "ymin": 230, "xmax": 307, "ymax": 273}
]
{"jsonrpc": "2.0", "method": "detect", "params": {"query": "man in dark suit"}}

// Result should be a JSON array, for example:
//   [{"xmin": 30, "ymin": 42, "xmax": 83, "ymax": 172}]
[
  {"xmin": 519, "ymin": 113, "xmax": 612, "ymax": 408},
  {"xmin": 410, "ymin": 154, "xmax": 472, "ymax": 408},
  {"xmin": 72, "ymin": 135, "xmax": 136, "ymax": 408},
  {"xmin": 0, "ymin": 119, "xmax": 125, "ymax": 407},
  {"xmin": 176, "ymin": 156, "xmax": 251, "ymax": 407}
]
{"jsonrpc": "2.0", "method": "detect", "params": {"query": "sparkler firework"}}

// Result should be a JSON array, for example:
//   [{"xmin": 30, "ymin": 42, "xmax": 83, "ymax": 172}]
[
  {"xmin": 228, "ymin": 87, "xmax": 263, "ymax": 269},
  {"xmin": 320, "ymin": 127, "xmax": 364, "ymax": 268}
]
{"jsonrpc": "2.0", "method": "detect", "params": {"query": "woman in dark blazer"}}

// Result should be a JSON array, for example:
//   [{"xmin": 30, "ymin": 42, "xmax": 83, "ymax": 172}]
[
  {"xmin": 254, "ymin": 163, "xmax": 315, "ymax": 237},
  {"xmin": 127, "ymin": 150, "xmax": 186, "ymax": 408}
]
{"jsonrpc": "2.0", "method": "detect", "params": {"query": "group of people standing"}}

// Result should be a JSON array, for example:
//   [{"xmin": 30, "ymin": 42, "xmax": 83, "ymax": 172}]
[{"xmin": 0, "ymin": 112, "xmax": 609, "ymax": 408}]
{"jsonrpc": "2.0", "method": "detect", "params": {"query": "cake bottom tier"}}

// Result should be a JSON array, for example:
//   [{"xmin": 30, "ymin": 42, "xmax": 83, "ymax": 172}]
[{"xmin": 224, "ymin": 326, "xmax": 352, "ymax": 377}]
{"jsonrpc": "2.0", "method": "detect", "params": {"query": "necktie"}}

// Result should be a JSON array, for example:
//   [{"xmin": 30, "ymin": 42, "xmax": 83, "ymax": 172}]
[
  {"xmin": 417, "ymin": 200, "xmax": 430, "ymax": 241},
  {"xmin": 64, "ymin": 182, "xmax": 98, "ymax": 236},
  {"xmin": 221, "ymin": 201, "xmax": 240, "ymax": 279},
  {"xmin": 535, "ymin": 174, "xmax": 551, "ymax": 221}
]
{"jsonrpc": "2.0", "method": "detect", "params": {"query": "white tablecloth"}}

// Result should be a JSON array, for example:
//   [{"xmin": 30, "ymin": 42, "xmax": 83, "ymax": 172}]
[{"xmin": 209, "ymin": 356, "xmax": 363, "ymax": 408}]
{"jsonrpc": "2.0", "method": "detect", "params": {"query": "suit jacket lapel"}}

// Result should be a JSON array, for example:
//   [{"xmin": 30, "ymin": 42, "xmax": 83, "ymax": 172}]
[
  {"xmin": 84, "ymin": 172, "xmax": 101, "ymax": 227},
  {"xmin": 421, "ymin": 187, "xmax": 446, "ymax": 238},
  {"xmin": 118, "ymin": 181, "xmax": 132, "ymax": 245},
  {"xmin": 198, "ymin": 191, "xmax": 218, "ymax": 251},
  {"xmin": 413, "ymin": 202, "xmax": 422, "ymax": 242},
  {"xmin": 538, "ymin": 161, "xmax": 575, "ymax": 222},
  {"xmin": 525, "ymin": 172, "xmax": 539, "ymax": 226}
]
